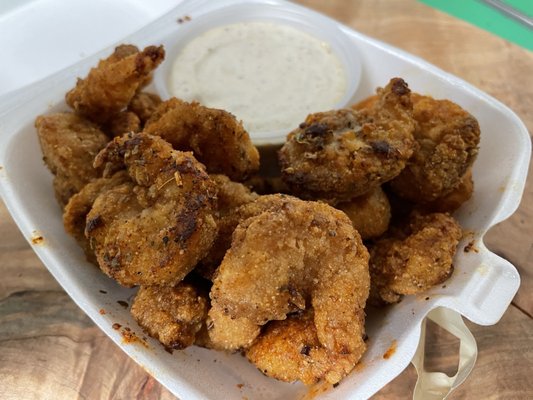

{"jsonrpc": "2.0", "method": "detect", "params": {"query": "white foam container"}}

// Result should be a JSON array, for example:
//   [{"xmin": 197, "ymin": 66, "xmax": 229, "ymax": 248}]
[{"xmin": 0, "ymin": 0, "xmax": 530, "ymax": 399}]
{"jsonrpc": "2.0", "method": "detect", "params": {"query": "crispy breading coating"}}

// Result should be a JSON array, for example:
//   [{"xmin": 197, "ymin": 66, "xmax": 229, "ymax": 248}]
[
  {"xmin": 196, "ymin": 174, "xmax": 259, "ymax": 280},
  {"xmin": 35, "ymin": 112, "xmax": 109, "ymax": 207},
  {"xmin": 209, "ymin": 195, "xmax": 369, "ymax": 356},
  {"xmin": 422, "ymin": 169, "xmax": 474, "ymax": 213},
  {"xmin": 279, "ymin": 78, "xmax": 416, "ymax": 202},
  {"xmin": 388, "ymin": 93, "xmax": 480, "ymax": 202},
  {"xmin": 66, "ymin": 45, "xmax": 165, "ymax": 123},
  {"xmin": 63, "ymin": 171, "xmax": 129, "ymax": 262},
  {"xmin": 128, "ymin": 91, "xmax": 162, "ymax": 124},
  {"xmin": 131, "ymin": 283, "xmax": 208, "ymax": 349},
  {"xmin": 369, "ymin": 212, "xmax": 462, "ymax": 305},
  {"xmin": 336, "ymin": 186, "xmax": 391, "ymax": 240},
  {"xmin": 86, "ymin": 133, "xmax": 218, "ymax": 287},
  {"xmin": 199, "ymin": 307, "xmax": 260, "ymax": 351},
  {"xmin": 103, "ymin": 110, "xmax": 141, "ymax": 137},
  {"xmin": 144, "ymin": 98, "xmax": 260, "ymax": 181},
  {"xmin": 246, "ymin": 311, "xmax": 363, "ymax": 385}
]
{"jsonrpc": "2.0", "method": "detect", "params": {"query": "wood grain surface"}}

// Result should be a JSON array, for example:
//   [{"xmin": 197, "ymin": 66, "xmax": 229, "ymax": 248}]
[{"xmin": 1, "ymin": 0, "xmax": 532, "ymax": 399}]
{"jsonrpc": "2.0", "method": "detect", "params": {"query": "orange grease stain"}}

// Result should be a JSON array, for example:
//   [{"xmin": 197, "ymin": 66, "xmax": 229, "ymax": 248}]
[
  {"xmin": 383, "ymin": 340, "xmax": 397, "ymax": 359},
  {"xmin": 31, "ymin": 232, "xmax": 44, "ymax": 245}
]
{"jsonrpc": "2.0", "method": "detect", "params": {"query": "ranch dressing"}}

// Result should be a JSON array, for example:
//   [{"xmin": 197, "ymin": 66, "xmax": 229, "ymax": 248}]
[{"xmin": 169, "ymin": 22, "xmax": 347, "ymax": 135}]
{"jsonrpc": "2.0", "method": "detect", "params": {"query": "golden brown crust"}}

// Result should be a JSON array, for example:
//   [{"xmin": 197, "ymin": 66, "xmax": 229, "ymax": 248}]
[
  {"xmin": 369, "ymin": 212, "xmax": 462, "ymax": 305},
  {"xmin": 66, "ymin": 45, "xmax": 165, "ymax": 123},
  {"xmin": 200, "ymin": 307, "xmax": 260, "ymax": 351},
  {"xmin": 421, "ymin": 169, "xmax": 474, "ymax": 213},
  {"xmin": 35, "ymin": 112, "xmax": 109, "ymax": 207},
  {"xmin": 209, "ymin": 195, "xmax": 370, "ymax": 355},
  {"xmin": 196, "ymin": 174, "xmax": 259, "ymax": 280},
  {"xmin": 279, "ymin": 78, "xmax": 416, "ymax": 202},
  {"xmin": 336, "ymin": 186, "xmax": 391, "ymax": 240},
  {"xmin": 131, "ymin": 283, "xmax": 208, "ymax": 349},
  {"xmin": 63, "ymin": 171, "xmax": 130, "ymax": 262},
  {"xmin": 144, "ymin": 98, "xmax": 260, "ymax": 181},
  {"xmin": 127, "ymin": 92, "xmax": 162, "ymax": 124},
  {"xmin": 246, "ymin": 311, "xmax": 363, "ymax": 385},
  {"xmin": 87, "ymin": 133, "xmax": 218, "ymax": 287},
  {"xmin": 103, "ymin": 110, "xmax": 141, "ymax": 137},
  {"xmin": 389, "ymin": 93, "xmax": 480, "ymax": 202}
]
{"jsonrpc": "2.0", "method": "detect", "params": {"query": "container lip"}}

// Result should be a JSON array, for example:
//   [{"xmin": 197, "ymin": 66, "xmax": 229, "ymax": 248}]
[{"xmin": 153, "ymin": 1, "xmax": 362, "ymax": 144}]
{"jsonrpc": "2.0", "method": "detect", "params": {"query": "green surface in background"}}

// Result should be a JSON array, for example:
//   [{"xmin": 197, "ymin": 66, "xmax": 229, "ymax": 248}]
[{"xmin": 418, "ymin": 0, "xmax": 533, "ymax": 51}]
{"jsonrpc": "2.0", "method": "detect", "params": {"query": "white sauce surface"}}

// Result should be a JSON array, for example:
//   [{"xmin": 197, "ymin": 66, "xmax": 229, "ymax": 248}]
[{"xmin": 169, "ymin": 22, "xmax": 347, "ymax": 134}]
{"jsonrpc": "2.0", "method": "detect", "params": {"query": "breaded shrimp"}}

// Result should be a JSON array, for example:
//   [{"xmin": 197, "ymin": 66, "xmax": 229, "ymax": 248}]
[
  {"xmin": 144, "ymin": 98, "xmax": 260, "ymax": 181},
  {"xmin": 63, "ymin": 171, "xmax": 129, "ymax": 262},
  {"xmin": 209, "ymin": 195, "xmax": 370, "ymax": 356},
  {"xmin": 279, "ymin": 78, "xmax": 416, "ymax": 202},
  {"xmin": 369, "ymin": 212, "xmax": 462, "ymax": 305},
  {"xmin": 35, "ymin": 112, "xmax": 109, "ymax": 207},
  {"xmin": 388, "ymin": 93, "xmax": 480, "ymax": 202},
  {"xmin": 128, "ymin": 91, "xmax": 162, "ymax": 124},
  {"xmin": 131, "ymin": 283, "xmax": 208, "ymax": 349},
  {"xmin": 196, "ymin": 174, "xmax": 259, "ymax": 280},
  {"xmin": 66, "ymin": 45, "xmax": 165, "ymax": 123},
  {"xmin": 103, "ymin": 110, "xmax": 141, "ymax": 137},
  {"xmin": 87, "ymin": 133, "xmax": 218, "ymax": 287},
  {"xmin": 336, "ymin": 186, "xmax": 391, "ymax": 240},
  {"xmin": 200, "ymin": 307, "xmax": 260, "ymax": 351},
  {"xmin": 422, "ymin": 169, "xmax": 474, "ymax": 213},
  {"xmin": 246, "ymin": 310, "xmax": 363, "ymax": 385}
]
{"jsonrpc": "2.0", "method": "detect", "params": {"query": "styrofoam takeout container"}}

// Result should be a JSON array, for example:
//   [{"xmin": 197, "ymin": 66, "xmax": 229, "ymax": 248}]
[{"xmin": 0, "ymin": 0, "xmax": 530, "ymax": 399}]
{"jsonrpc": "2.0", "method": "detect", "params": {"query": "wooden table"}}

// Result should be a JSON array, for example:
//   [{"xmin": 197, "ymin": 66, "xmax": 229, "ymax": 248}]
[{"xmin": 1, "ymin": 1, "xmax": 532, "ymax": 399}]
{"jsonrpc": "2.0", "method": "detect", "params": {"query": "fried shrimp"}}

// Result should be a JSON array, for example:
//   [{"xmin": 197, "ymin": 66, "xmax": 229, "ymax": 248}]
[
  {"xmin": 63, "ymin": 171, "xmax": 130, "ymax": 262},
  {"xmin": 66, "ymin": 45, "xmax": 165, "ymax": 123},
  {"xmin": 35, "ymin": 112, "xmax": 109, "ymax": 207},
  {"xmin": 369, "ymin": 212, "xmax": 462, "ymax": 304},
  {"xmin": 131, "ymin": 283, "xmax": 208, "ymax": 350},
  {"xmin": 279, "ymin": 78, "xmax": 416, "ymax": 202},
  {"xmin": 86, "ymin": 132, "xmax": 218, "ymax": 287},
  {"xmin": 388, "ymin": 93, "xmax": 480, "ymax": 202},
  {"xmin": 336, "ymin": 186, "xmax": 391, "ymax": 240},
  {"xmin": 422, "ymin": 169, "xmax": 474, "ymax": 213},
  {"xmin": 103, "ymin": 110, "xmax": 141, "ymax": 137},
  {"xmin": 209, "ymin": 195, "xmax": 370, "ymax": 356},
  {"xmin": 246, "ymin": 310, "xmax": 362, "ymax": 385},
  {"xmin": 128, "ymin": 91, "xmax": 162, "ymax": 124},
  {"xmin": 196, "ymin": 174, "xmax": 259, "ymax": 280},
  {"xmin": 144, "ymin": 98, "xmax": 260, "ymax": 181}
]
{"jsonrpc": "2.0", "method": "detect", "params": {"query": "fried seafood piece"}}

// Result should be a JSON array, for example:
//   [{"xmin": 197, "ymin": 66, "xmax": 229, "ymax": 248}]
[
  {"xmin": 279, "ymin": 78, "xmax": 416, "ymax": 202},
  {"xmin": 196, "ymin": 175, "xmax": 259, "ymax": 280},
  {"xmin": 422, "ymin": 169, "xmax": 474, "ymax": 213},
  {"xmin": 87, "ymin": 133, "xmax": 218, "ymax": 287},
  {"xmin": 103, "ymin": 110, "xmax": 141, "ymax": 137},
  {"xmin": 63, "ymin": 171, "xmax": 130, "ymax": 262},
  {"xmin": 246, "ymin": 310, "xmax": 362, "ymax": 385},
  {"xmin": 131, "ymin": 283, "xmax": 208, "ymax": 349},
  {"xmin": 387, "ymin": 93, "xmax": 480, "ymax": 203},
  {"xmin": 336, "ymin": 186, "xmax": 391, "ymax": 240},
  {"xmin": 144, "ymin": 98, "xmax": 260, "ymax": 181},
  {"xmin": 199, "ymin": 307, "xmax": 260, "ymax": 351},
  {"xmin": 369, "ymin": 212, "xmax": 462, "ymax": 305},
  {"xmin": 66, "ymin": 45, "xmax": 165, "ymax": 123},
  {"xmin": 35, "ymin": 112, "xmax": 109, "ymax": 207},
  {"xmin": 209, "ymin": 195, "xmax": 370, "ymax": 356},
  {"xmin": 128, "ymin": 92, "xmax": 162, "ymax": 124}
]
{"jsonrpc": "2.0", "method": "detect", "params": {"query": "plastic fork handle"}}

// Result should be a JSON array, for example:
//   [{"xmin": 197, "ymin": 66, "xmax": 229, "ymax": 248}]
[{"xmin": 411, "ymin": 307, "xmax": 478, "ymax": 400}]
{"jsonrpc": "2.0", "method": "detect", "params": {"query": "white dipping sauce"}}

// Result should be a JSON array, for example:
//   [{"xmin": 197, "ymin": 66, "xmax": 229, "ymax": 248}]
[{"xmin": 169, "ymin": 22, "xmax": 347, "ymax": 134}]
